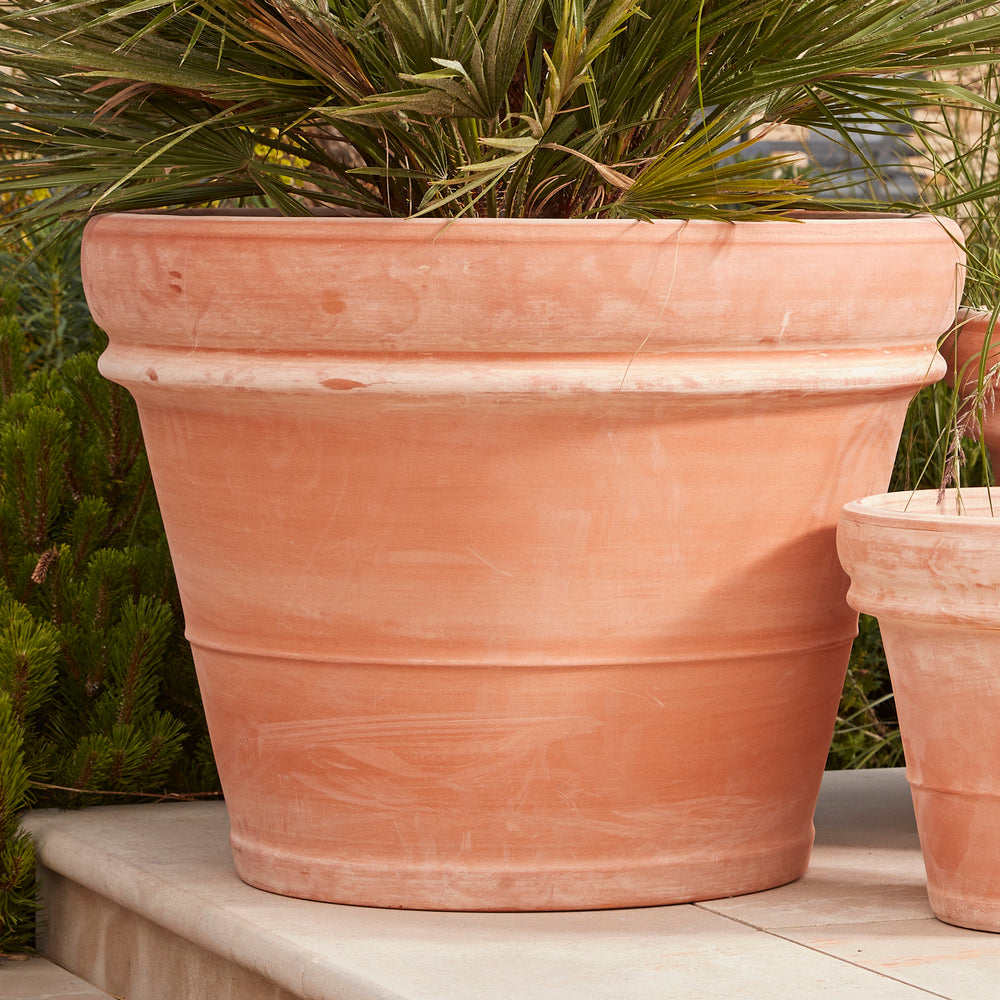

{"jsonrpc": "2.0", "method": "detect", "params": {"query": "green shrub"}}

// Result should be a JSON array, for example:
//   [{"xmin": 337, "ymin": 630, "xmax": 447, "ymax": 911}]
[
  {"xmin": 827, "ymin": 613, "xmax": 903, "ymax": 770},
  {"xmin": 0, "ymin": 230, "xmax": 92, "ymax": 371},
  {"xmin": 0, "ymin": 691, "xmax": 35, "ymax": 954},
  {"xmin": 0, "ymin": 289, "xmax": 218, "ymax": 953}
]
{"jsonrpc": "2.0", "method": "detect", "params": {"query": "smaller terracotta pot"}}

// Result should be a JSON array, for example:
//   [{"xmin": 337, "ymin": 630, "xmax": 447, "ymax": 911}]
[
  {"xmin": 942, "ymin": 308, "xmax": 1000, "ymax": 482},
  {"xmin": 838, "ymin": 489, "xmax": 1000, "ymax": 932}
]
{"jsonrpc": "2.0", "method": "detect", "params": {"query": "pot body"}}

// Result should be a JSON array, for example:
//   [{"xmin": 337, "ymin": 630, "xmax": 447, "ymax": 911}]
[
  {"xmin": 943, "ymin": 308, "xmax": 1000, "ymax": 481},
  {"xmin": 839, "ymin": 489, "xmax": 1000, "ymax": 932},
  {"xmin": 85, "ymin": 213, "xmax": 962, "ymax": 910}
]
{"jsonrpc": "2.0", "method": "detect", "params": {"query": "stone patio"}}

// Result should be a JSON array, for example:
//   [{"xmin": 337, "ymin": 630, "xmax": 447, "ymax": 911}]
[{"xmin": 9, "ymin": 767, "xmax": 1000, "ymax": 999}]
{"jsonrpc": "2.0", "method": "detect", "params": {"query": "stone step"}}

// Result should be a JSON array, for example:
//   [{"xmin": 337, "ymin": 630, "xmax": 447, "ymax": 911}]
[{"xmin": 19, "ymin": 769, "xmax": 1000, "ymax": 1000}]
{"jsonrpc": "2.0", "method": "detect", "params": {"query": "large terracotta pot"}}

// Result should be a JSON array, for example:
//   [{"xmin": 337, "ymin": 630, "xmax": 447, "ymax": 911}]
[
  {"xmin": 943, "ymin": 308, "xmax": 1000, "ymax": 481},
  {"xmin": 84, "ymin": 212, "xmax": 963, "ymax": 911},
  {"xmin": 838, "ymin": 489, "xmax": 1000, "ymax": 932}
]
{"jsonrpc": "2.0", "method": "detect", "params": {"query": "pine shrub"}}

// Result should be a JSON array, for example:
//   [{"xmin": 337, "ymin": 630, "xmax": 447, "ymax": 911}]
[
  {"xmin": 0, "ymin": 230, "xmax": 92, "ymax": 371},
  {"xmin": 0, "ymin": 692, "xmax": 35, "ymax": 954},
  {"xmin": 0, "ymin": 286, "xmax": 218, "ymax": 953}
]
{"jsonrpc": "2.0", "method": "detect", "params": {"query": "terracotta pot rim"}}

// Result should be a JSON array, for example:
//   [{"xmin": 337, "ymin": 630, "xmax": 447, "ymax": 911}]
[
  {"xmin": 89, "ymin": 209, "xmax": 954, "ymax": 238},
  {"xmin": 83, "ymin": 205, "xmax": 964, "ymax": 355},
  {"xmin": 842, "ymin": 488, "xmax": 1000, "ymax": 528},
  {"xmin": 81, "ymin": 209, "xmax": 965, "ymax": 262},
  {"xmin": 108, "ymin": 207, "xmax": 934, "ymax": 221},
  {"xmin": 957, "ymin": 306, "xmax": 997, "ymax": 322}
]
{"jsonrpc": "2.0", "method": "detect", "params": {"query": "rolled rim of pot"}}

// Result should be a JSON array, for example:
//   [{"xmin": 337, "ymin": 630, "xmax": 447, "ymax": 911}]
[
  {"xmin": 838, "ymin": 488, "xmax": 1000, "ymax": 627},
  {"xmin": 80, "ymin": 210, "xmax": 965, "ymax": 361},
  {"xmin": 842, "ymin": 488, "xmax": 1000, "ymax": 526}
]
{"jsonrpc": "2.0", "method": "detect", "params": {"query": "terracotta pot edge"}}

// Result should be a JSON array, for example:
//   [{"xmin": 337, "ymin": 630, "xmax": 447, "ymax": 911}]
[
  {"xmin": 80, "ymin": 209, "xmax": 963, "ymax": 247},
  {"xmin": 841, "ymin": 488, "xmax": 1000, "ymax": 531}
]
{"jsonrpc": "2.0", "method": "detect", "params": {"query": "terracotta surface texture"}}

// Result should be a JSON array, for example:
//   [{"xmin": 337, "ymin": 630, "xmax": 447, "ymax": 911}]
[
  {"xmin": 84, "ymin": 212, "xmax": 964, "ymax": 910},
  {"xmin": 839, "ymin": 488, "xmax": 1000, "ymax": 932}
]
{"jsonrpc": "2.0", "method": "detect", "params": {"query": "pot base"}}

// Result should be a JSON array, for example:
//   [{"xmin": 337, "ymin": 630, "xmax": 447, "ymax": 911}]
[
  {"xmin": 197, "ymin": 643, "xmax": 843, "ymax": 911},
  {"xmin": 926, "ymin": 893, "xmax": 1000, "ymax": 935},
  {"xmin": 229, "ymin": 832, "xmax": 810, "ymax": 911},
  {"xmin": 913, "ymin": 781, "xmax": 1000, "ymax": 934}
]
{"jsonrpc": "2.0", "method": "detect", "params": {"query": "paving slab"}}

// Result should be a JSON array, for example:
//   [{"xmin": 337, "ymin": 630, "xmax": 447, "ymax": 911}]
[
  {"xmin": 699, "ymin": 767, "xmax": 931, "ymax": 930},
  {"xmin": 780, "ymin": 918, "xmax": 1000, "ymax": 1000},
  {"xmin": 19, "ymin": 768, "xmax": 1000, "ymax": 1000}
]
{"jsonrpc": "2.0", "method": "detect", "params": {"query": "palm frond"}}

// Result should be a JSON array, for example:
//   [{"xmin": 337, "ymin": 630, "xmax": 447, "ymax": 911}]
[{"xmin": 4, "ymin": 0, "xmax": 1000, "ymax": 226}]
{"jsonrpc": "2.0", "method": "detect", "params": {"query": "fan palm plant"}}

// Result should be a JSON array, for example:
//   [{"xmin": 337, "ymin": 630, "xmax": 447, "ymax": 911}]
[{"xmin": 2, "ymin": 0, "xmax": 1000, "ymax": 231}]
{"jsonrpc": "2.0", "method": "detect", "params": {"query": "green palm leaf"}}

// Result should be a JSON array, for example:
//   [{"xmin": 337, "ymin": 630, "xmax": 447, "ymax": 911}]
[{"xmin": 4, "ymin": 0, "xmax": 1000, "ymax": 227}]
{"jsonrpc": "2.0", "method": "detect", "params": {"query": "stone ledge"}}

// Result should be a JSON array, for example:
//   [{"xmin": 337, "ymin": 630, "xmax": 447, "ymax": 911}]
[{"xmin": 20, "ymin": 769, "xmax": 1000, "ymax": 1000}]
